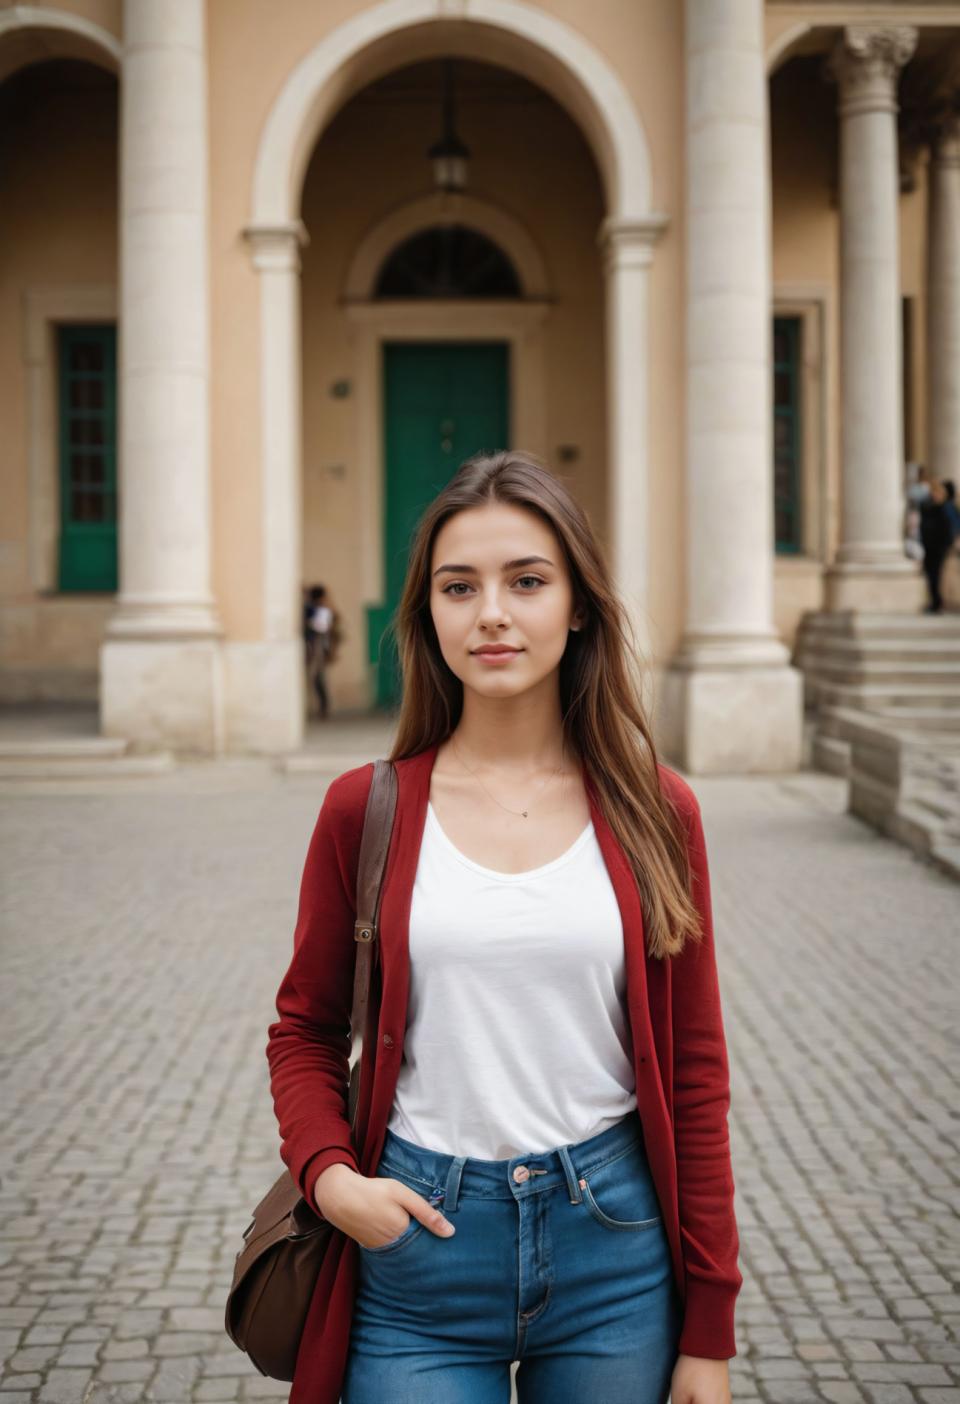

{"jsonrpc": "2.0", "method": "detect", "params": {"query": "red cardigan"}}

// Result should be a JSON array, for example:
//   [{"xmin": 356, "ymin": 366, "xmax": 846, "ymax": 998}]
[{"xmin": 266, "ymin": 740, "xmax": 742, "ymax": 1403}]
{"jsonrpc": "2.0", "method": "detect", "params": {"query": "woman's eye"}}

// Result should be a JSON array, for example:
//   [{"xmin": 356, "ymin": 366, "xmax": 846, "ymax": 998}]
[{"xmin": 441, "ymin": 576, "xmax": 545, "ymax": 596}]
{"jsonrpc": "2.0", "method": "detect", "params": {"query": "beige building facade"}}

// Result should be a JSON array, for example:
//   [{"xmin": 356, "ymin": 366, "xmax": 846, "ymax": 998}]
[{"xmin": 1, "ymin": 0, "xmax": 958, "ymax": 770}]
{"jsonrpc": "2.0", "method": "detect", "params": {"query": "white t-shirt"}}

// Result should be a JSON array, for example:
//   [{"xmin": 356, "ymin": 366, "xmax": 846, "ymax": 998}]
[
  {"xmin": 385, "ymin": 800, "xmax": 638, "ymax": 1159},
  {"xmin": 310, "ymin": 604, "xmax": 333, "ymax": 635}
]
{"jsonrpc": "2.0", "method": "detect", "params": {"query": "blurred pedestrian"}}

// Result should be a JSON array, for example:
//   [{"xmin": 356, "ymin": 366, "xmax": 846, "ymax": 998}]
[
  {"xmin": 919, "ymin": 479, "xmax": 955, "ymax": 614},
  {"xmin": 306, "ymin": 584, "xmax": 335, "ymax": 718}
]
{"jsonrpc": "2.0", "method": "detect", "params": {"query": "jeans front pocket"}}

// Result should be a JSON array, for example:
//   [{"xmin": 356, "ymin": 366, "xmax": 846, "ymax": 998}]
[
  {"xmin": 578, "ymin": 1138, "xmax": 663, "ymax": 1232},
  {"xmin": 359, "ymin": 1215, "xmax": 424, "ymax": 1255},
  {"xmin": 357, "ymin": 1158, "xmax": 430, "ymax": 1255}
]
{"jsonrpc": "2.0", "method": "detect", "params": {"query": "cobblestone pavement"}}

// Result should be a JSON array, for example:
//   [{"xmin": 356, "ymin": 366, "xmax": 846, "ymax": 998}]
[{"xmin": 0, "ymin": 756, "xmax": 957, "ymax": 1403}]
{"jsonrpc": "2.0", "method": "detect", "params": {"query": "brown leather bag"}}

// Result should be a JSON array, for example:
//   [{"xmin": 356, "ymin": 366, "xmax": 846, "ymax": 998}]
[{"xmin": 224, "ymin": 757, "xmax": 398, "ymax": 1381}]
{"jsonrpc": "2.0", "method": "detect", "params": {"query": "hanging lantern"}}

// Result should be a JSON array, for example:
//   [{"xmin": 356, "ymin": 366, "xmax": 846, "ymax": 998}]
[{"xmin": 427, "ymin": 59, "xmax": 470, "ymax": 192}]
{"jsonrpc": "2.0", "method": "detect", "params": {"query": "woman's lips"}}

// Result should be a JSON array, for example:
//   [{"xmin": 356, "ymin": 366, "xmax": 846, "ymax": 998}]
[{"xmin": 472, "ymin": 649, "xmax": 523, "ymax": 664}]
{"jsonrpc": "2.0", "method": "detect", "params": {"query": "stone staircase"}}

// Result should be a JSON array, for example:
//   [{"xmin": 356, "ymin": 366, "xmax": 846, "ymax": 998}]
[
  {"xmin": 827, "ymin": 707, "xmax": 960, "ymax": 881},
  {"xmin": 0, "ymin": 704, "xmax": 176, "ymax": 782},
  {"xmin": 793, "ymin": 610, "xmax": 960, "ymax": 879},
  {"xmin": 0, "ymin": 735, "xmax": 176, "ymax": 781},
  {"xmin": 794, "ymin": 609, "xmax": 960, "ymax": 708}
]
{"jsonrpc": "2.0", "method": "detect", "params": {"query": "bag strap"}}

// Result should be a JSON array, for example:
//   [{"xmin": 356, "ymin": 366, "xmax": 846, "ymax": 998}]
[{"xmin": 346, "ymin": 757, "xmax": 398, "ymax": 1135}]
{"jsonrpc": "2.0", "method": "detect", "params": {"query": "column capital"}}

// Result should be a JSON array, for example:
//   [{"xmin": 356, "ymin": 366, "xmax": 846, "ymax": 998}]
[
  {"xmin": 242, "ymin": 220, "xmax": 310, "ymax": 273},
  {"xmin": 597, "ymin": 214, "xmax": 669, "ymax": 274},
  {"xmin": 825, "ymin": 26, "xmax": 918, "ymax": 118}
]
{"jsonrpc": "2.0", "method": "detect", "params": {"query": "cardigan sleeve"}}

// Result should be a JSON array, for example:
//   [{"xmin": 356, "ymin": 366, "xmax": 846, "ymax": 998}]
[
  {"xmin": 669, "ymin": 782, "xmax": 743, "ymax": 1360},
  {"xmin": 265, "ymin": 763, "xmax": 374, "ymax": 1215}
]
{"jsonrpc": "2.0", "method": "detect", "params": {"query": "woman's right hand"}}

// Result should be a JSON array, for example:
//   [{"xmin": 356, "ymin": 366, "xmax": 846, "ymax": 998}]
[{"xmin": 312, "ymin": 1163, "xmax": 457, "ymax": 1249}]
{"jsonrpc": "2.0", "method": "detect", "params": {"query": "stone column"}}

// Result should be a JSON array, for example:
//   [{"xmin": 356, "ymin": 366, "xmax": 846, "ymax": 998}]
[
  {"xmin": 824, "ymin": 25, "xmax": 923, "ymax": 610},
  {"xmin": 597, "ymin": 214, "xmax": 668, "ymax": 665},
  {"xmin": 235, "ymin": 221, "xmax": 310, "ymax": 755},
  {"xmin": 660, "ymin": 0, "xmax": 802, "ymax": 774},
  {"xmin": 927, "ymin": 111, "xmax": 960, "ymax": 486},
  {"xmin": 100, "ymin": 0, "xmax": 224, "ymax": 752}
]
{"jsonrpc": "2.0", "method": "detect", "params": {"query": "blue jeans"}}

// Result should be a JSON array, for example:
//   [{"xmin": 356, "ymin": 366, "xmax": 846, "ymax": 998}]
[{"xmin": 342, "ymin": 1109, "xmax": 682, "ymax": 1403}]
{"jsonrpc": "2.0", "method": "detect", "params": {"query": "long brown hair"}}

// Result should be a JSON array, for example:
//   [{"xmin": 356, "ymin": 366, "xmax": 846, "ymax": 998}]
[{"xmin": 384, "ymin": 449, "xmax": 702, "ymax": 960}]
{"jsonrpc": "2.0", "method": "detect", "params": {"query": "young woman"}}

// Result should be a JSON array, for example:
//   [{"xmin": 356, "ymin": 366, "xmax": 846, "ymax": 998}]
[{"xmin": 267, "ymin": 451, "xmax": 742, "ymax": 1404}]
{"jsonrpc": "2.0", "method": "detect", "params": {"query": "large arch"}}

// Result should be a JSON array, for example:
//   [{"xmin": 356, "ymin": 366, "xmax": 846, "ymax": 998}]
[
  {"xmin": 251, "ymin": 0, "xmax": 653, "ymax": 230},
  {"xmin": 243, "ymin": 0, "xmax": 667, "ymax": 748},
  {"xmin": 0, "ymin": 5, "xmax": 121, "ymax": 82},
  {"xmin": 0, "ymin": 5, "xmax": 121, "ymax": 673}
]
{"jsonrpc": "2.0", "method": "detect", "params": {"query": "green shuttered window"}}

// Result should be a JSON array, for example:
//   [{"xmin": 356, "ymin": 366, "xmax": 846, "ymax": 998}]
[{"xmin": 57, "ymin": 324, "xmax": 118, "ymax": 592}]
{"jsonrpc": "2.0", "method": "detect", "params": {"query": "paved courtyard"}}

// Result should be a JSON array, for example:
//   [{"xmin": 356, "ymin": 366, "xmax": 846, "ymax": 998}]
[{"xmin": 0, "ymin": 746, "xmax": 958, "ymax": 1403}]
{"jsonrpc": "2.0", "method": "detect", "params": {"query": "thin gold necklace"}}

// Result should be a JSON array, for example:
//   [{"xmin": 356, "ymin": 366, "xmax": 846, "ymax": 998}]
[{"xmin": 449, "ymin": 735, "xmax": 567, "ymax": 819}]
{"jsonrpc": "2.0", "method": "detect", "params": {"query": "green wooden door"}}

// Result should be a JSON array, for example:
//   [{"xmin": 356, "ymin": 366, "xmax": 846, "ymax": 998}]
[
  {"xmin": 57, "ymin": 325, "xmax": 118, "ymax": 591},
  {"xmin": 370, "ymin": 342, "xmax": 509, "ymax": 709}
]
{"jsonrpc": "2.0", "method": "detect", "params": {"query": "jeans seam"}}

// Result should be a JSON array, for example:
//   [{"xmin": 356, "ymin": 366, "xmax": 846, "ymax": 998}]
[
  {"xmin": 377, "ymin": 1161, "xmax": 436, "ymax": 1191},
  {"xmin": 575, "ymin": 1136, "xmax": 641, "ymax": 1180}
]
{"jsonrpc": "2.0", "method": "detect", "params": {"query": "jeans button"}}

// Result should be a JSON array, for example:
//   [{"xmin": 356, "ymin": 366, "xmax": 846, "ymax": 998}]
[{"xmin": 513, "ymin": 1165, "xmax": 530, "ymax": 1183}]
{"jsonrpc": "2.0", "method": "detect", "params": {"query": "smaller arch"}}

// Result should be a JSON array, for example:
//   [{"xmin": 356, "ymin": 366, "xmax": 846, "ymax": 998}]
[
  {"xmin": 0, "ymin": 5, "xmax": 121, "ymax": 84},
  {"xmin": 344, "ymin": 192, "xmax": 551, "ymax": 301},
  {"xmin": 767, "ymin": 22, "xmax": 839, "ymax": 76}
]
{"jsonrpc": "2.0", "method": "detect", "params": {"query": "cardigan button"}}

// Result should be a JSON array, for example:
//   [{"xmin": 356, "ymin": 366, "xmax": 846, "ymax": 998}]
[{"xmin": 382, "ymin": 1033, "xmax": 394, "ymax": 1047}]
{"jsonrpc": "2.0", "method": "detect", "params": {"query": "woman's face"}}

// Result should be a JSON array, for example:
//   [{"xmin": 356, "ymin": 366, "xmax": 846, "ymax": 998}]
[{"xmin": 429, "ymin": 501, "xmax": 582, "ymax": 698}]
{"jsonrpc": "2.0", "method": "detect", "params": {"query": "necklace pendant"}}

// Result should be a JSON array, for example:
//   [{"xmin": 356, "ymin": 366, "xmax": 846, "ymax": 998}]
[{"xmin": 522, "ymin": 809, "xmax": 528, "ymax": 818}]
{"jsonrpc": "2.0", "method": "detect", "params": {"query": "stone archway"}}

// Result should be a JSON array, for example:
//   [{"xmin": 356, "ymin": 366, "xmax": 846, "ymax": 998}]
[
  {"xmin": 0, "ymin": 7, "xmax": 121, "ymax": 698},
  {"xmin": 244, "ymin": 0, "xmax": 668, "ymax": 747},
  {"xmin": 0, "ymin": 5, "xmax": 121, "ymax": 80}
]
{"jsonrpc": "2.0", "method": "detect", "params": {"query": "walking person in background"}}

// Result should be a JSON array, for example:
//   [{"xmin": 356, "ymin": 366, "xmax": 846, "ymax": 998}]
[
  {"xmin": 302, "ymin": 585, "xmax": 318, "ymax": 670},
  {"xmin": 919, "ymin": 479, "xmax": 956, "ymax": 614},
  {"xmin": 306, "ymin": 584, "xmax": 335, "ymax": 718}
]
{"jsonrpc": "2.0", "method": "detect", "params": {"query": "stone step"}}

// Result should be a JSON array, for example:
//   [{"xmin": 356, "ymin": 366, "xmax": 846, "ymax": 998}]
[
  {"xmin": 870, "ymin": 706, "xmax": 960, "ymax": 730},
  {"xmin": 803, "ymin": 660, "xmax": 960, "ymax": 686},
  {"xmin": 0, "ymin": 752, "xmax": 176, "ymax": 779},
  {"xmin": 902, "ymin": 783, "xmax": 958, "ymax": 825},
  {"xmin": 797, "ymin": 611, "xmax": 960, "ymax": 640},
  {"xmin": 813, "ymin": 682, "xmax": 960, "ymax": 709},
  {"xmin": 0, "ymin": 736, "xmax": 129, "ymax": 761},
  {"xmin": 799, "ymin": 649, "xmax": 960, "ymax": 669}
]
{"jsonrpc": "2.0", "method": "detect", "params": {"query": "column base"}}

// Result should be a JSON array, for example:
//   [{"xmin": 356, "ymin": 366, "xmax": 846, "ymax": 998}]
[
  {"xmin": 100, "ymin": 636, "xmax": 225, "ymax": 755},
  {"xmin": 656, "ymin": 656, "xmax": 804, "ymax": 774},
  {"xmin": 99, "ymin": 637, "xmax": 308, "ymax": 755},
  {"xmin": 222, "ymin": 640, "xmax": 305, "ymax": 754},
  {"xmin": 824, "ymin": 560, "xmax": 926, "ymax": 611}
]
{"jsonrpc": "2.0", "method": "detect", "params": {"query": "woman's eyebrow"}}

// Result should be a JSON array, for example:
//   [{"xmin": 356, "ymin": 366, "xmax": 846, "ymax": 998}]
[{"xmin": 432, "ymin": 556, "xmax": 555, "ymax": 577}]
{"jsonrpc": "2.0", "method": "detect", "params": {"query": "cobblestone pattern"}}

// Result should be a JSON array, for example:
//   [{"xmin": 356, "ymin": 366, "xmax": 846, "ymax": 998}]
[{"xmin": 0, "ymin": 762, "xmax": 957, "ymax": 1403}]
